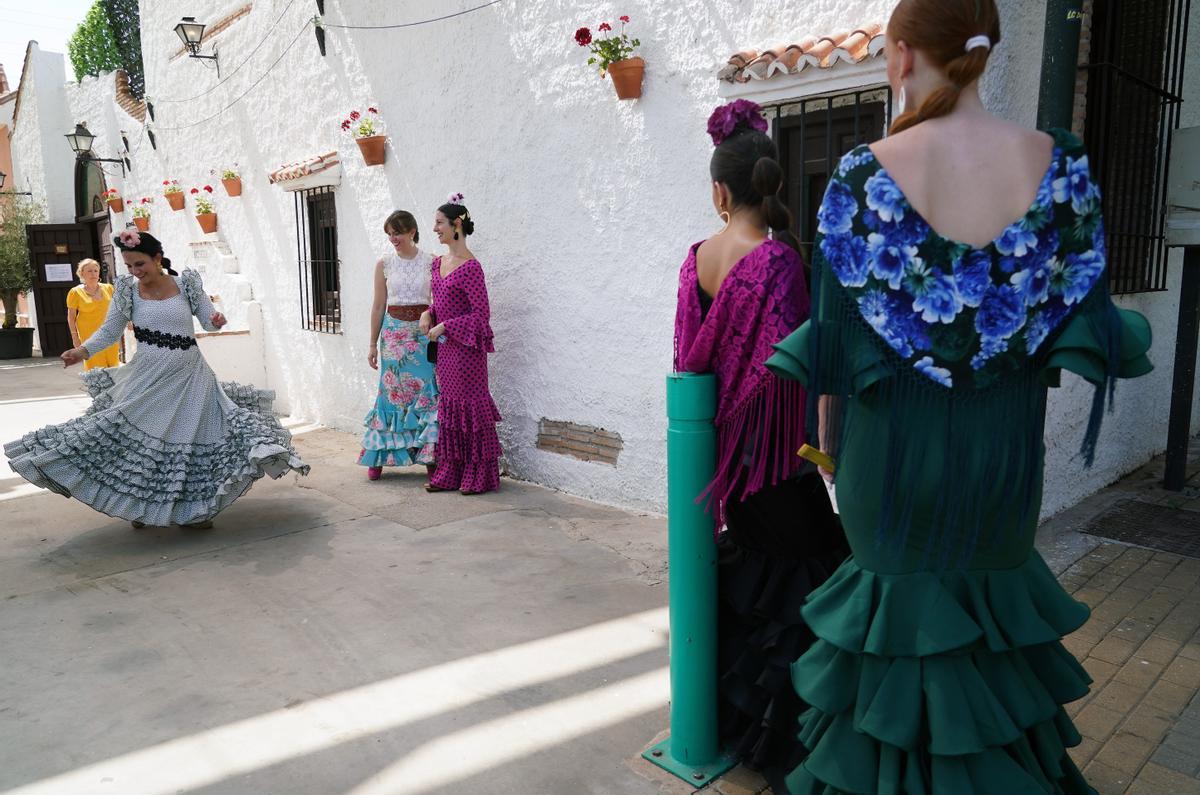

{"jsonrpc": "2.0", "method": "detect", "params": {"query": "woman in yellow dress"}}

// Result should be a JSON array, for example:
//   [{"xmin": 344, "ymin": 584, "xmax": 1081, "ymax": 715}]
[{"xmin": 66, "ymin": 259, "xmax": 120, "ymax": 370}]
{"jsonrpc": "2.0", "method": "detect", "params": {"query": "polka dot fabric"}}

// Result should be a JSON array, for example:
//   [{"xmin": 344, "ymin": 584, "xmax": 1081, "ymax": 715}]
[{"xmin": 428, "ymin": 257, "xmax": 502, "ymax": 493}]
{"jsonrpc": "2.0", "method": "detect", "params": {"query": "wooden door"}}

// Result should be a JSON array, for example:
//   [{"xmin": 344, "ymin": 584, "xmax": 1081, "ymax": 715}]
[{"xmin": 25, "ymin": 224, "xmax": 96, "ymax": 357}]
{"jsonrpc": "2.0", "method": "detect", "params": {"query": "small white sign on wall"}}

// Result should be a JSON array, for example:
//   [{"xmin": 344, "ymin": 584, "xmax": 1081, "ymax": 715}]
[{"xmin": 44, "ymin": 263, "xmax": 74, "ymax": 282}]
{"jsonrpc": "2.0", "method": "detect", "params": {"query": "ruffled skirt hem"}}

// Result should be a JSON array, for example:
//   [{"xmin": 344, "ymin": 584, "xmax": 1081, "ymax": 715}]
[
  {"xmin": 780, "ymin": 552, "xmax": 1096, "ymax": 795},
  {"xmin": 4, "ymin": 378, "xmax": 309, "ymax": 526}
]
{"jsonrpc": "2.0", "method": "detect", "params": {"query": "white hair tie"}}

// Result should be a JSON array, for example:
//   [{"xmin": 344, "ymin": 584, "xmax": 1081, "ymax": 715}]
[{"xmin": 965, "ymin": 35, "xmax": 991, "ymax": 52}]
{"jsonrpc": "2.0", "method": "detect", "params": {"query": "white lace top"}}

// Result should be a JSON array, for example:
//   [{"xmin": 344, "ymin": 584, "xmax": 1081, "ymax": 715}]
[{"xmin": 384, "ymin": 250, "xmax": 433, "ymax": 306}]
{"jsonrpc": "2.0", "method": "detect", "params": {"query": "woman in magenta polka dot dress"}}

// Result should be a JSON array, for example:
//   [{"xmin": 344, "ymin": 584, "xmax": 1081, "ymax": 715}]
[{"xmin": 420, "ymin": 195, "xmax": 502, "ymax": 494}]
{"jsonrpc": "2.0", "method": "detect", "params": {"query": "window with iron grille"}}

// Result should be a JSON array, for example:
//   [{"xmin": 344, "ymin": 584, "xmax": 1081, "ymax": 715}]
[
  {"xmin": 771, "ymin": 88, "xmax": 892, "ymax": 265},
  {"xmin": 1083, "ymin": 0, "xmax": 1190, "ymax": 294},
  {"xmin": 295, "ymin": 186, "xmax": 341, "ymax": 333}
]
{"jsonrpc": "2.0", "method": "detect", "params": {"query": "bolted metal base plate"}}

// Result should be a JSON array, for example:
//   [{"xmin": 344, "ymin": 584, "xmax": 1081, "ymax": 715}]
[{"xmin": 641, "ymin": 737, "xmax": 736, "ymax": 788}]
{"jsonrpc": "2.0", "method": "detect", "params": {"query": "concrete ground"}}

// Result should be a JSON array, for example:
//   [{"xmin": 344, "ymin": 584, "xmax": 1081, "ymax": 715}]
[
  {"xmin": 0, "ymin": 358, "xmax": 675, "ymax": 795},
  {"xmin": 3, "ymin": 358, "xmax": 1199, "ymax": 795}
]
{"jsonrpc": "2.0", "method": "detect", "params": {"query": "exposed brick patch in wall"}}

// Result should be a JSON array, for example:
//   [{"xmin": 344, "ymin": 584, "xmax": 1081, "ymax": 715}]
[
  {"xmin": 1072, "ymin": 0, "xmax": 1096, "ymax": 137},
  {"xmin": 114, "ymin": 70, "xmax": 146, "ymax": 122},
  {"xmin": 170, "ymin": 5, "xmax": 253, "ymax": 61},
  {"xmin": 537, "ymin": 419, "xmax": 623, "ymax": 465}
]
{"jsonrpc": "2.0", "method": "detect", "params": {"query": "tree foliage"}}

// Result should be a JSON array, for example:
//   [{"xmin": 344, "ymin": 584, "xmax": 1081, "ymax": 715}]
[
  {"xmin": 101, "ymin": 0, "xmax": 145, "ymax": 98},
  {"xmin": 0, "ymin": 199, "xmax": 45, "ymax": 330},
  {"xmin": 67, "ymin": 2, "xmax": 122, "ymax": 83},
  {"xmin": 66, "ymin": 0, "xmax": 145, "ymax": 98}
]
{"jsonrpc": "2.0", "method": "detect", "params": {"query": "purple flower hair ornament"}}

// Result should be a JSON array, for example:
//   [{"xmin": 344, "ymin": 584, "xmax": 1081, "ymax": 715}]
[
  {"xmin": 707, "ymin": 99, "xmax": 768, "ymax": 146},
  {"xmin": 447, "ymin": 192, "xmax": 465, "ymax": 204}
]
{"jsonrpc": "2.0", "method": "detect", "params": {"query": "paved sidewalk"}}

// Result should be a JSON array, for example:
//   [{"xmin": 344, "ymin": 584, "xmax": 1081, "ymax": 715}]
[
  {"xmin": 1043, "ymin": 446, "xmax": 1200, "ymax": 795},
  {"xmin": 3, "ymin": 357, "xmax": 1198, "ymax": 794},
  {"xmin": 0, "ymin": 359, "xmax": 675, "ymax": 795}
]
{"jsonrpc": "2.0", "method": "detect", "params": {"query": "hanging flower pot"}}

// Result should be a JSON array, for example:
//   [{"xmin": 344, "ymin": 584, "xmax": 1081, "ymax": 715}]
[
  {"xmin": 162, "ymin": 179, "xmax": 184, "ymax": 210},
  {"xmin": 103, "ymin": 189, "xmax": 125, "ymax": 214},
  {"xmin": 607, "ymin": 56, "xmax": 645, "ymax": 99},
  {"xmin": 216, "ymin": 165, "xmax": 243, "ymax": 196},
  {"xmin": 191, "ymin": 185, "xmax": 217, "ymax": 232},
  {"xmin": 342, "ymin": 107, "xmax": 387, "ymax": 166},
  {"xmin": 355, "ymin": 135, "xmax": 386, "ymax": 166},
  {"xmin": 132, "ymin": 216, "xmax": 151, "ymax": 232},
  {"xmin": 575, "ymin": 17, "xmax": 643, "ymax": 100}
]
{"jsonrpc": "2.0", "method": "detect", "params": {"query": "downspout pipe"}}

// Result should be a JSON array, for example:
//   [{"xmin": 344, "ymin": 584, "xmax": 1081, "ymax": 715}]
[{"xmin": 1037, "ymin": 0, "xmax": 1086, "ymax": 130}]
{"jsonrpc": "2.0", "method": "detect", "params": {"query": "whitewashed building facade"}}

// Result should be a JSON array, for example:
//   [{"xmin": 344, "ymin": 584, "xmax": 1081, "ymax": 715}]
[{"xmin": 6, "ymin": 0, "xmax": 1200, "ymax": 518}]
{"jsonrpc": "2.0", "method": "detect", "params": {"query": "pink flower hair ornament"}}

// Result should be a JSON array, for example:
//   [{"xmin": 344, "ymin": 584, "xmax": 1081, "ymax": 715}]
[
  {"xmin": 707, "ymin": 99, "xmax": 769, "ymax": 146},
  {"xmin": 117, "ymin": 228, "xmax": 142, "ymax": 248},
  {"xmin": 447, "ymin": 192, "xmax": 465, "ymax": 204}
]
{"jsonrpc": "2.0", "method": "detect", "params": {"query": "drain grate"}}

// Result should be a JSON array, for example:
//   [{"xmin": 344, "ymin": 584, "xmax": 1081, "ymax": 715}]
[{"xmin": 1081, "ymin": 498, "xmax": 1200, "ymax": 558}]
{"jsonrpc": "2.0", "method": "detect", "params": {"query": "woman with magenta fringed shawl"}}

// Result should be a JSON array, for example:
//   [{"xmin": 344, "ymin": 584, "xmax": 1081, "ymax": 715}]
[{"xmin": 672, "ymin": 99, "xmax": 849, "ymax": 788}]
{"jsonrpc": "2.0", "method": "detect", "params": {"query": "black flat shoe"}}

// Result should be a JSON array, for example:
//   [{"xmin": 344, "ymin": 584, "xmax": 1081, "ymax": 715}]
[{"xmin": 131, "ymin": 520, "xmax": 146, "ymax": 529}]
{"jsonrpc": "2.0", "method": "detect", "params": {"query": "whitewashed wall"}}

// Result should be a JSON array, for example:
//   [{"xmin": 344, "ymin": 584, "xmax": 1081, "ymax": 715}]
[
  {"xmin": 18, "ymin": 0, "xmax": 1187, "ymax": 516},
  {"xmin": 10, "ymin": 45, "xmax": 74, "ymax": 223}
]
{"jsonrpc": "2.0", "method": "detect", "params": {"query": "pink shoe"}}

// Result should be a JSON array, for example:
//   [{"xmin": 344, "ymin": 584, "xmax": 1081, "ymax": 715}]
[{"xmin": 367, "ymin": 466, "xmax": 382, "ymax": 481}]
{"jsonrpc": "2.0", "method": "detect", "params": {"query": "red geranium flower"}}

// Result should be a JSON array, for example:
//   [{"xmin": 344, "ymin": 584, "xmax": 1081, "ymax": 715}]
[
  {"xmin": 368, "ymin": 106, "xmax": 378, "ymax": 114},
  {"xmin": 620, "ymin": 15, "xmax": 630, "ymax": 23},
  {"xmin": 204, "ymin": 185, "xmax": 213, "ymax": 193},
  {"xmin": 190, "ymin": 187, "xmax": 199, "ymax": 194},
  {"xmin": 162, "ymin": 179, "xmax": 169, "ymax": 185},
  {"xmin": 598, "ymin": 22, "xmax": 612, "ymax": 32},
  {"xmin": 341, "ymin": 119, "xmax": 351, "ymax": 130},
  {"xmin": 574, "ymin": 26, "xmax": 592, "ymax": 46},
  {"xmin": 350, "ymin": 110, "xmax": 361, "ymax": 120}
]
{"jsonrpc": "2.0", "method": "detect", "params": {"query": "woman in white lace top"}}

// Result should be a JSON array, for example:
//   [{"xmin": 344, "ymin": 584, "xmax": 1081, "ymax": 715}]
[{"xmin": 358, "ymin": 210, "xmax": 439, "ymax": 481}]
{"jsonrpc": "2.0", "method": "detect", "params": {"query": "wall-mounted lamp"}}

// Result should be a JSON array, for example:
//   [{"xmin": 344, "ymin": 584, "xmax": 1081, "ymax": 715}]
[
  {"xmin": 175, "ymin": 17, "xmax": 220, "ymax": 76},
  {"xmin": 0, "ymin": 171, "xmax": 33, "ymax": 196},
  {"xmin": 65, "ymin": 123, "xmax": 129, "ymax": 177}
]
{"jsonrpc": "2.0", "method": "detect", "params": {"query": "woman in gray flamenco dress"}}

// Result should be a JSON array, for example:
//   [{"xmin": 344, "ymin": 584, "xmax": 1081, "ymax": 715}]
[{"xmin": 4, "ymin": 230, "xmax": 309, "ymax": 529}]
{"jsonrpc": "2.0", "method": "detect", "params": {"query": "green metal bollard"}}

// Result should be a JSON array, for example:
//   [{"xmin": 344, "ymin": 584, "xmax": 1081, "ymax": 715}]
[{"xmin": 643, "ymin": 373, "xmax": 735, "ymax": 787}]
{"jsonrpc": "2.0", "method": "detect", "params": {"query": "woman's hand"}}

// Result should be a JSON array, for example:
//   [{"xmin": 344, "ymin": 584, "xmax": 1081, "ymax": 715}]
[
  {"xmin": 210, "ymin": 312, "xmax": 227, "ymax": 330},
  {"xmin": 428, "ymin": 323, "xmax": 446, "ymax": 340},
  {"xmin": 419, "ymin": 311, "xmax": 432, "ymax": 335},
  {"xmin": 61, "ymin": 347, "xmax": 87, "ymax": 368},
  {"xmin": 367, "ymin": 347, "xmax": 379, "ymax": 370}
]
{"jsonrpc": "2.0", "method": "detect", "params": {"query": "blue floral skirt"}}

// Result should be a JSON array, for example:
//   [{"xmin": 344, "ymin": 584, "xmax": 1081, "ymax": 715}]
[{"xmin": 357, "ymin": 314, "xmax": 438, "ymax": 468}]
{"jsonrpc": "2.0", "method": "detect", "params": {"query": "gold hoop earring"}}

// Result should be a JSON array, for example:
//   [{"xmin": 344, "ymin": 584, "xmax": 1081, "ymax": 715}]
[{"xmin": 717, "ymin": 209, "xmax": 731, "ymax": 235}]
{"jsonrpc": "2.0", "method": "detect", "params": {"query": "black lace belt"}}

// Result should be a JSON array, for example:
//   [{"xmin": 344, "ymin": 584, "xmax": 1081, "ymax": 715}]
[{"xmin": 134, "ymin": 326, "xmax": 197, "ymax": 350}]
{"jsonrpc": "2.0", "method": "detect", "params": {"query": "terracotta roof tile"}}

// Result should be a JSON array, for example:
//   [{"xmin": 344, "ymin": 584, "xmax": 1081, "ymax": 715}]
[
  {"xmin": 268, "ymin": 151, "xmax": 340, "ymax": 184},
  {"xmin": 721, "ymin": 24, "xmax": 885, "ymax": 83},
  {"xmin": 114, "ymin": 70, "xmax": 146, "ymax": 122}
]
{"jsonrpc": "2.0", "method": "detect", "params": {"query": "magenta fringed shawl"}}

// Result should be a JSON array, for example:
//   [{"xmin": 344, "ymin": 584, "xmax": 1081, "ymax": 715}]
[{"xmin": 673, "ymin": 239, "xmax": 810, "ymax": 530}]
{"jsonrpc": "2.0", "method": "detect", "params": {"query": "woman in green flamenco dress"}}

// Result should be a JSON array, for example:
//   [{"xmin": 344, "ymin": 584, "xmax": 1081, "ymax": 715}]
[{"xmin": 765, "ymin": 0, "xmax": 1153, "ymax": 792}]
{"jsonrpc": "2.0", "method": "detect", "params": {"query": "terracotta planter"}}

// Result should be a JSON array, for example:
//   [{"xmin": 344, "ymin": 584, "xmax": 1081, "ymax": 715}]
[
  {"xmin": 222, "ymin": 177, "xmax": 242, "ymax": 197},
  {"xmin": 607, "ymin": 57, "xmax": 645, "ymax": 100},
  {"xmin": 106, "ymin": 197, "xmax": 125, "ymax": 214},
  {"xmin": 165, "ymin": 192, "xmax": 185, "ymax": 211},
  {"xmin": 132, "ymin": 216, "xmax": 151, "ymax": 232},
  {"xmin": 356, "ymin": 135, "xmax": 386, "ymax": 166},
  {"xmin": 196, "ymin": 213, "xmax": 218, "ymax": 234}
]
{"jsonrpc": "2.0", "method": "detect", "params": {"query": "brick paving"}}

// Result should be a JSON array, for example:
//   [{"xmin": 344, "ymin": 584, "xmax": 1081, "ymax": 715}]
[{"xmin": 1063, "ymin": 543, "xmax": 1200, "ymax": 795}]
